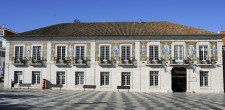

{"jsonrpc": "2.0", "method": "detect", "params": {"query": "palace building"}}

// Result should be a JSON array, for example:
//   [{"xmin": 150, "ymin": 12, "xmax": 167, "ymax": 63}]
[{"xmin": 3, "ymin": 21, "xmax": 224, "ymax": 93}]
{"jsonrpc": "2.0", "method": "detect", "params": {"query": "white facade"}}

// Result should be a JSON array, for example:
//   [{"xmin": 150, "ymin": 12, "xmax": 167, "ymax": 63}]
[{"xmin": 3, "ymin": 35, "xmax": 224, "ymax": 93}]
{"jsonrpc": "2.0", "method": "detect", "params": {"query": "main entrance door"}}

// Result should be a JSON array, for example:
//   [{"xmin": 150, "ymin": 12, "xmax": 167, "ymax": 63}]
[{"xmin": 171, "ymin": 67, "xmax": 186, "ymax": 92}]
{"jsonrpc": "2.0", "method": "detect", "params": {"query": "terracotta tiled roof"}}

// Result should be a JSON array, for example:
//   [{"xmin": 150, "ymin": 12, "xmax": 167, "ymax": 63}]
[{"xmin": 16, "ymin": 21, "xmax": 216, "ymax": 37}]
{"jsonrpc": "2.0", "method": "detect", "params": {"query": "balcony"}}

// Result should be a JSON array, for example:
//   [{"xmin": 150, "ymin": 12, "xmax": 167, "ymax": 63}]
[
  {"xmin": 12, "ymin": 57, "xmax": 30, "ymax": 66},
  {"xmin": 146, "ymin": 57, "xmax": 163, "ymax": 66},
  {"xmin": 30, "ymin": 57, "xmax": 47, "ymax": 66},
  {"xmin": 54, "ymin": 57, "xmax": 72, "ymax": 66},
  {"xmin": 98, "ymin": 57, "xmax": 116, "ymax": 66},
  {"xmin": 73, "ymin": 57, "xmax": 90, "ymax": 66},
  {"xmin": 118, "ymin": 57, "xmax": 137, "ymax": 66},
  {"xmin": 170, "ymin": 57, "xmax": 190, "ymax": 66},
  {"xmin": 197, "ymin": 57, "xmax": 216, "ymax": 66}
]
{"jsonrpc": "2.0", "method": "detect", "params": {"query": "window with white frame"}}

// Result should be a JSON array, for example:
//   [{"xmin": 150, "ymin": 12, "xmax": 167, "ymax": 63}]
[
  {"xmin": 32, "ymin": 46, "xmax": 41, "ymax": 61},
  {"xmin": 75, "ymin": 46, "xmax": 85, "ymax": 60},
  {"xmin": 199, "ymin": 46, "xmax": 208, "ymax": 61},
  {"xmin": 200, "ymin": 71, "xmax": 208, "ymax": 87},
  {"xmin": 100, "ymin": 45, "xmax": 110, "ymax": 60},
  {"xmin": 150, "ymin": 71, "xmax": 158, "ymax": 86},
  {"xmin": 174, "ymin": 45, "xmax": 183, "ymax": 61},
  {"xmin": 15, "ymin": 46, "xmax": 24, "ymax": 60},
  {"xmin": 57, "ymin": 46, "xmax": 66, "ymax": 60},
  {"xmin": 75, "ymin": 72, "xmax": 84, "ymax": 85},
  {"xmin": 121, "ymin": 72, "xmax": 130, "ymax": 86},
  {"xmin": 0, "ymin": 30, "xmax": 3, "ymax": 36},
  {"xmin": 32, "ymin": 71, "xmax": 40, "ymax": 84},
  {"xmin": 14, "ymin": 71, "xmax": 22, "ymax": 84},
  {"xmin": 100, "ymin": 72, "xmax": 109, "ymax": 86},
  {"xmin": 149, "ymin": 45, "xmax": 159, "ymax": 61},
  {"xmin": 121, "ymin": 45, "xmax": 131, "ymax": 61},
  {"xmin": 56, "ymin": 72, "xmax": 65, "ymax": 84}
]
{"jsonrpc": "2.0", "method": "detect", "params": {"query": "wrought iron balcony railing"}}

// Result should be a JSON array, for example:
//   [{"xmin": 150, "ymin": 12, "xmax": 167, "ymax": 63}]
[
  {"xmin": 197, "ymin": 57, "xmax": 216, "ymax": 65},
  {"xmin": 170, "ymin": 57, "xmax": 190, "ymax": 65},
  {"xmin": 147, "ymin": 57, "xmax": 162, "ymax": 65},
  {"xmin": 119, "ymin": 57, "xmax": 137, "ymax": 65},
  {"xmin": 54, "ymin": 57, "xmax": 71, "ymax": 66},
  {"xmin": 98, "ymin": 57, "xmax": 116, "ymax": 66},
  {"xmin": 73, "ymin": 57, "xmax": 90, "ymax": 66},
  {"xmin": 30, "ymin": 57, "xmax": 47, "ymax": 66},
  {"xmin": 12, "ymin": 57, "xmax": 30, "ymax": 66}
]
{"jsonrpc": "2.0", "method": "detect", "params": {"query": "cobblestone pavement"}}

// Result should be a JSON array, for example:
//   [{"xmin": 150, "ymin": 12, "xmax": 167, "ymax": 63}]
[{"xmin": 0, "ymin": 89, "xmax": 225, "ymax": 110}]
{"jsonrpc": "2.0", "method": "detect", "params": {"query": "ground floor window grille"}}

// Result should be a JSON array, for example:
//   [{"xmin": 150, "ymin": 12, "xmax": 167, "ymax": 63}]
[
  {"xmin": 75, "ymin": 72, "xmax": 84, "ymax": 85},
  {"xmin": 57, "ymin": 72, "xmax": 65, "ymax": 84},
  {"xmin": 32, "ymin": 71, "xmax": 40, "ymax": 84},
  {"xmin": 200, "ymin": 71, "xmax": 208, "ymax": 86},
  {"xmin": 150, "ymin": 71, "xmax": 158, "ymax": 86},
  {"xmin": 121, "ymin": 72, "xmax": 130, "ymax": 86},
  {"xmin": 100, "ymin": 72, "xmax": 109, "ymax": 86},
  {"xmin": 14, "ymin": 71, "xmax": 22, "ymax": 84}
]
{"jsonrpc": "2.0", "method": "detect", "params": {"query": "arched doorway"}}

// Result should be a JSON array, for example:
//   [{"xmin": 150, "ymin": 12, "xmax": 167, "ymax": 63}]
[{"xmin": 171, "ymin": 67, "xmax": 187, "ymax": 92}]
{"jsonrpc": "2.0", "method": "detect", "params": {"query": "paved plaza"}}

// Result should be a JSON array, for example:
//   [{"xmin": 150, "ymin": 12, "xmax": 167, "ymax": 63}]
[{"xmin": 0, "ymin": 88, "xmax": 225, "ymax": 110}]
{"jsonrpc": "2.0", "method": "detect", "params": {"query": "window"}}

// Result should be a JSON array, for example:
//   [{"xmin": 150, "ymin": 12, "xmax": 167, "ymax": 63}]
[
  {"xmin": 15, "ymin": 46, "xmax": 24, "ymax": 59},
  {"xmin": 75, "ymin": 72, "xmax": 84, "ymax": 85},
  {"xmin": 100, "ymin": 72, "xmax": 109, "ymax": 86},
  {"xmin": 200, "ymin": 71, "xmax": 208, "ymax": 87},
  {"xmin": 14, "ymin": 71, "xmax": 22, "ymax": 84},
  {"xmin": 100, "ymin": 45, "xmax": 110, "ymax": 60},
  {"xmin": 150, "ymin": 71, "xmax": 158, "ymax": 86},
  {"xmin": 199, "ymin": 46, "xmax": 208, "ymax": 61},
  {"xmin": 121, "ymin": 72, "xmax": 130, "ymax": 86},
  {"xmin": 56, "ymin": 72, "xmax": 65, "ymax": 84},
  {"xmin": 0, "ymin": 30, "xmax": 3, "ymax": 36},
  {"xmin": 121, "ymin": 45, "xmax": 131, "ymax": 61},
  {"xmin": 57, "ymin": 46, "xmax": 66, "ymax": 60},
  {"xmin": 75, "ymin": 46, "xmax": 85, "ymax": 60},
  {"xmin": 32, "ymin": 71, "xmax": 40, "ymax": 84},
  {"xmin": 0, "ymin": 41, "xmax": 2, "ymax": 47},
  {"xmin": 2, "ymin": 51, "xmax": 5, "ymax": 57},
  {"xmin": 0, "ymin": 51, "xmax": 2, "ymax": 57},
  {"xmin": 149, "ymin": 45, "xmax": 158, "ymax": 61},
  {"xmin": 174, "ymin": 45, "xmax": 183, "ymax": 61},
  {"xmin": 32, "ymin": 46, "xmax": 41, "ymax": 61}
]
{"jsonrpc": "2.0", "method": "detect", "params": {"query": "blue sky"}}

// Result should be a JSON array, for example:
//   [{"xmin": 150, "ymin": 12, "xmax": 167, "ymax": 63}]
[{"xmin": 1, "ymin": 0, "xmax": 225, "ymax": 33}]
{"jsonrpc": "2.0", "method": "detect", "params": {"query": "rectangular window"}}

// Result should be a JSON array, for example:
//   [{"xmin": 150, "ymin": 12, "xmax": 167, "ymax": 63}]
[
  {"xmin": 32, "ymin": 46, "xmax": 41, "ymax": 61},
  {"xmin": 56, "ymin": 72, "xmax": 65, "ymax": 84},
  {"xmin": 149, "ymin": 45, "xmax": 158, "ymax": 61},
  {"xmin": 0, "ymin": 30, "xmax": 3, "ymax": 36},
  {"xmin": 2, "ymin": 51, "xmax": 5, "ymax": 57},
  {"xmin": 0, "ymin": 41, "xmax": 2, "ymax": 47},
  {"xmin": 100, "ymin": 45, "xmax": 110, "ymax": 60},
  {"xmin": 200, "ymin": 71, "xmax": 208, "ymax": 87},
  {"xmin": 100, "ymin": 72, "xmax": 109, "ymax": 86},
  {"xmin": 75, "ymin": 72, "xmax": 84, "ymax": 85},
  {"xmin": 174, "ymin": 45, "xmax": 183, "ymax": 61},
  {"xmin": 14, "ymin": 71, "xmax": 22, "ymax": 84},
  {"xmin": 121, "ymin": 45, "xmax": 131, "ymax": 61},
  {"xmin": 57, "ymin": 46, "xmax": 66, "ymax": 60},
  {"xmin": 150, "ymin": 71, "xmax": 159, "ymax": 86},
  {"xmin": 75, "ymin": 46, "xmax": 85, "ymax": 60},
  {"xmin": 199, "ymin": 46, "xmax": 208, "ymax": 61},
  {"xmin": 15, "ymin": 46, "xmax": 23, "ymax": 59},
  {"xmin": 32, "ymin": 71, "xmax": 40, "ymax": 84},
  {"xmin": 121, "ymin": 72, "xmax": 130, "ymax": 86}
]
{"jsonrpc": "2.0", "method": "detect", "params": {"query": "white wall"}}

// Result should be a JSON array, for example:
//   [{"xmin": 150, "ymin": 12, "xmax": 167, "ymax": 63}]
[{"xmin": 3, "ymin": 36, "xmax": 224, "ymax": 93}]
